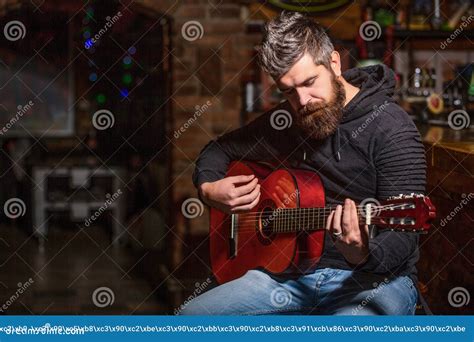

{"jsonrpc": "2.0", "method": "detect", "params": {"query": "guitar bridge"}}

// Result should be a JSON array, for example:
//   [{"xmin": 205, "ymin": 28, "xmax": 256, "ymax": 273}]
[{"xmin": 229, "ymin": 214, "xmax": 238, "ymax": 258}]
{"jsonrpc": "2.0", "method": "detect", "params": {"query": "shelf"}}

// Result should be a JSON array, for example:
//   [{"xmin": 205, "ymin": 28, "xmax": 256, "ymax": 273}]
[{"xmin": 393, "ymin": 29, "xmax": 474, "ymax": 40}]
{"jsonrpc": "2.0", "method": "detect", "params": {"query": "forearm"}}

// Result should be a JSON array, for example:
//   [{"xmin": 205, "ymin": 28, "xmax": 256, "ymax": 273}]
[
  {"xmin": 357, "ymin": 231, "xmax": 419, "ymax": 273},
  {"xmin": 192, "ymin": 103, "xmax": 290, "ymax": 191}
]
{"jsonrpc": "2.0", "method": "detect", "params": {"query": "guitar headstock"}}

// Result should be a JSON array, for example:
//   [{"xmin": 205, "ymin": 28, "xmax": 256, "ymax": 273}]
[{"xmin": 370, "ymin": 194, "xmax": 436, "ymax": 233}]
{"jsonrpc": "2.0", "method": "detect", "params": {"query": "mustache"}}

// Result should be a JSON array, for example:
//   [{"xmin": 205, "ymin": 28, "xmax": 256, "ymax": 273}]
[{"xmin": 298, "ymin": 101, "xmax": 327, "ymax": 116}]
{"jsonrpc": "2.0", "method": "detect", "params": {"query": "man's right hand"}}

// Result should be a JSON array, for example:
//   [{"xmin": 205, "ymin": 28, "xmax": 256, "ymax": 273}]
[{"xmin": 199, "ymin": 175, "xmax": 261, "ymax": 214}]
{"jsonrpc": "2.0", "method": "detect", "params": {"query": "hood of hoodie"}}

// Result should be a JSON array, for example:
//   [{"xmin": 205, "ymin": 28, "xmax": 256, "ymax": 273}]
[{"xmin": 340, "ymin": 63, "xmax": 396, "ymax": 123}]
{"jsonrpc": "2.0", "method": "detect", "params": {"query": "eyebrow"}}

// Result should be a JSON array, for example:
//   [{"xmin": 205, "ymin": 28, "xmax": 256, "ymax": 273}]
[{"xmin": 279, "ymin": 74, "xmax": 318, "ymax": 91}]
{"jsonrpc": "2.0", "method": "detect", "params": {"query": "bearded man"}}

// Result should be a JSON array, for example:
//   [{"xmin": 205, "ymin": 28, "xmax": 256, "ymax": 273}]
[{"xmin": 182, "ymin": 11, "xmax": 425, "ymax": 315}]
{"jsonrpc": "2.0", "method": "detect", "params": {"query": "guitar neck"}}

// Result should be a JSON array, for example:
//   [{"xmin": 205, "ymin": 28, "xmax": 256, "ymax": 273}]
[{"xmin": 264, "ymin": 206, "xmax": 370, "ymax": 233}]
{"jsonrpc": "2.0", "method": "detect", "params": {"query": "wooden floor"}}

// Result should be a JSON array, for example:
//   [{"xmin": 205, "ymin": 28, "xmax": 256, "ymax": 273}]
[{"xmin": 0, "ymin": 222, "xmax": 167, "ymax": 314}]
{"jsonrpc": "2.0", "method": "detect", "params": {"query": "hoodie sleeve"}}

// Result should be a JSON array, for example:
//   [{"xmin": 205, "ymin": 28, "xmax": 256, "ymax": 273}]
[
  {"xmin": 358, "ymin": 121, "xmax": 427, "ymax": 274},
  {"xmin": 192, "ymin": 104, "xmax": 290, "ymax": 189}
]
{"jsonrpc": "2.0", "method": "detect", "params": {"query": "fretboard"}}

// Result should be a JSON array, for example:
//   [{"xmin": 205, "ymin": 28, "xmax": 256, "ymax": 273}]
[{"xmin": 268, "ymin": 207, "xmax": 368, "ymax": 233}]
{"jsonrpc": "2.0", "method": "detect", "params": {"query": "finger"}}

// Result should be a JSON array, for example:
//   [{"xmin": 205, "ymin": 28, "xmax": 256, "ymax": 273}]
[
  {"xmin": 233, "ymin": 177, "xmax": 258, "ymax": 196},
  {"xmin": 327, "ymin": 210, "xmax": 342, "ymax": 243},
  {"xmin": 326, "ymin": 210, "xmax": 335, "ymax": 232},
  {"xmin": 228, "ymin": 174, "xmax": 255, "ymax": 185},
  {"xmin": 232, "ymin": 192, "xmax": 261, "ymax": 212},
  {"xmin": 232, "ymin": 184, "xmax": 260, "ymax": 206},
  {"xmin": 342, "ymin": 199, "xmax": 353, "ymax": 234},
  {"xmin": 332, "ymin": 204, "xmax": 343, "ymax": 234},
  {"xmin": 350, "ymin": 200, "xmax": 360, "ymax": 231}
]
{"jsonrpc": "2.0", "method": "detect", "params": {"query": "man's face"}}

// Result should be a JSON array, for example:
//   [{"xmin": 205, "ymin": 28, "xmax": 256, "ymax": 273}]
[{"xmin": 276, "ymin": 52, "xmax": 346, "ymax": 140}]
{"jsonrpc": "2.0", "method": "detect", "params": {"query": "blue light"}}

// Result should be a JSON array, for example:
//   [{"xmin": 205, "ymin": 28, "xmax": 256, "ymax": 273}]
[
  {"xmin": 89, "ymin": 73, "xmax": 97, "ymax": 82},
  {"xmin": 120, "ymin": 89, "xmax": 129, "ymax": 98},
  {"xmin": 123, "ymin": 56, "xmax": 132, "ymax": 65},
  {"xmin": 84, "ymin": 39, "xmax": 94, "ymax": 49},
  {"xmin": 128, "ymin": 46, "xmax": 136, "ymax": 55},
  {"xmin": 83, "ymin": 31, "xmax": 91, "ymax": 39}
]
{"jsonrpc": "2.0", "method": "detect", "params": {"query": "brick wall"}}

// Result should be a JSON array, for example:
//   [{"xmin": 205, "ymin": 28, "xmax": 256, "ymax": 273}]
[{"xmin": 138, "ymin": 0, "xmax": 265, "ymax": 235}]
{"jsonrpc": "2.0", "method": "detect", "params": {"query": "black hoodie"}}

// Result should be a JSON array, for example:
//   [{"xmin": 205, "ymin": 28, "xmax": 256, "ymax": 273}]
[{"xmin": 192, "ymin": 64, "xmax": 427, "ymax": 281}]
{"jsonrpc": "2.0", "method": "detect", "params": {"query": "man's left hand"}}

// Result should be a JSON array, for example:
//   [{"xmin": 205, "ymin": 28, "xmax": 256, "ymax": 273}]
[{"xmin": 326, "ymin": 198, "xmax": 369, "ymax": 266}]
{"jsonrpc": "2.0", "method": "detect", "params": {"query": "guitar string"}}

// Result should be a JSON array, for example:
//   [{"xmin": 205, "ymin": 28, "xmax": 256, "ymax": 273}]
[
  {"xmin": 217, "ymin": 204, "xmax": 422, "ymax": 233},
  {"xmin": 220, "ymin": 219, "xmax": 421, "ymax": 234},
  {"xmin": 232, "ymin": 203, "xmax": 411, "ymax": 223},
  {"xmin": 216, "ymin": 217, "xmax": 417, "ymax": 234}
]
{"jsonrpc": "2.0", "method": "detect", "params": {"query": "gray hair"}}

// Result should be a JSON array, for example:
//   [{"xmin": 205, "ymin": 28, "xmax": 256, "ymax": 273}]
[{"xmin": 256, "ymin": 11, "xmax": 334, "ymax": 79}]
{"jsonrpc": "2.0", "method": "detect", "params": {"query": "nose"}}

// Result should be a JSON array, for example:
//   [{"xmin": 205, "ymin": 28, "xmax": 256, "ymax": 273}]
[{"xmin": 296, "ymin": 88, "xmax": 311, "ymax": 108}]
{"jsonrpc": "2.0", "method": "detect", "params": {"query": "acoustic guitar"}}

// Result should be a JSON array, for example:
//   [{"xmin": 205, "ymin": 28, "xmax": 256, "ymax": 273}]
[{"xmin": 209, "ymin": 161, "xmax": 436, "ymax": 284}]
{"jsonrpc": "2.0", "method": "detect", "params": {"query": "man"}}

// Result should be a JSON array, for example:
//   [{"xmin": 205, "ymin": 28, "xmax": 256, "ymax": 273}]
[{"xmin": 182, "ymin": 11, "xmax": 425, "ymax": 315}]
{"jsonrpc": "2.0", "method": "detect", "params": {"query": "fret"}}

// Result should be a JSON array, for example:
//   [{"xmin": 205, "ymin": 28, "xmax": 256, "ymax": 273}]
[
  {"xmin": 302, "ymin": 208, "xmax": 305, "ymax": 232},
  {"xmin": 275, "ymin": 209, "xmax": 278, "ymax": 233},
  {"xmin": 300, "ymin": 209, "xmax": 303, "ymax": 232},
  {"xmin": 291, "ymin": 209, "xmax": 296, "ymax": 232},
  {"xmin": 283, "ymin": 208, "xmax": 286, "ymax": 232},
  {"xmin": 287, "ymin": 208, "xmax": 290, "ymax": 232},
  {"xmin": 309, "ymin": 208, "xmax": 312, "ymax": 230},
  {"xmin": 298, "ymin": 209, "xmax": 301, "ymax": 232},
  {"xmin": 318, "ymin": 207, "xmax": 322, "ymax": 229},
  {"xmin": 282, "ymin": 208, "xmax": 286, "ymax": 233}
]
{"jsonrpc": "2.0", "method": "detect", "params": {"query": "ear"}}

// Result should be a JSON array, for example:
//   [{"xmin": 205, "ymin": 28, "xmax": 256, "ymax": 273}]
[{"xmin": 329, "ymin": 50, "xmax": 342, "ymax": 77}]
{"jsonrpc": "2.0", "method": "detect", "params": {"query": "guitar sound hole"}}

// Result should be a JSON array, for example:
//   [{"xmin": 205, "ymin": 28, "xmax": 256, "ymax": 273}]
[{"xmin": 258, "ymin": 207, "xmax": 276, "ymax": 242}]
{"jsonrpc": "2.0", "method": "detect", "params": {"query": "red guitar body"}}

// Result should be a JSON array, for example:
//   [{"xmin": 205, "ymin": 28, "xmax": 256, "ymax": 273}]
[
  {"xmin": 210, "ymin": 160, "xmax": 325, "ymax": 284},
  {"xmin": 209, "ymin": 161, "xmax": 436, "ymax": 285}
]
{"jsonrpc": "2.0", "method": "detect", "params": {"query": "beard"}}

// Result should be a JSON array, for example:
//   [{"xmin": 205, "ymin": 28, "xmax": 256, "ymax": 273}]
[{"xmin": 295, "ymin": 72, "xmax": 346, "ymax": 140}]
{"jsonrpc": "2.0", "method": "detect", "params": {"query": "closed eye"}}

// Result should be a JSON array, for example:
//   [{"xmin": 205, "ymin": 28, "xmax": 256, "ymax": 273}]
[{"xmin": 303, "ymin": 77, "xmax": 317, "ymax": 87}]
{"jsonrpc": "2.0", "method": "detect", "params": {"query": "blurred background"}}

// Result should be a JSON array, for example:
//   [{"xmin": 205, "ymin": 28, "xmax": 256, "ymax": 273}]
[{"xmin": 0, "ymin": 0, "xmax": 472, "ymax": 315}]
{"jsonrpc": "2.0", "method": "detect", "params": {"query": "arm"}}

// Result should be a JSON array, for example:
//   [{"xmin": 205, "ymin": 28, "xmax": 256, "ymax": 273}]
[
  {"xmin": 326, "ymin": 120, "xmax": 426, "ymax": 271},
  {"xmin": 359, "ymin": 121, "xmax": 427, "ymax": 273},
  {"xmin": 192, "ymin": 102, "xmax": 292, "ymax": 212}
]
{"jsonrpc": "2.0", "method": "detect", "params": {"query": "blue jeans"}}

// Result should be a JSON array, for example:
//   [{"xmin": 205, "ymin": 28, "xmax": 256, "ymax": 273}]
[{"xmin": 178, "ymin": 268, "xmax": 418, "ymax": 315}]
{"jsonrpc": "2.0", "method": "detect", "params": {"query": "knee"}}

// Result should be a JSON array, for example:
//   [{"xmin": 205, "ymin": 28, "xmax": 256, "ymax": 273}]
[
  {"xmin": 333, "ymin": 305, "xmax": 379, "ymax": 316},
  {"xmin": 176, "ymin": 298, "xmax": 204, "ymax": 315}
]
